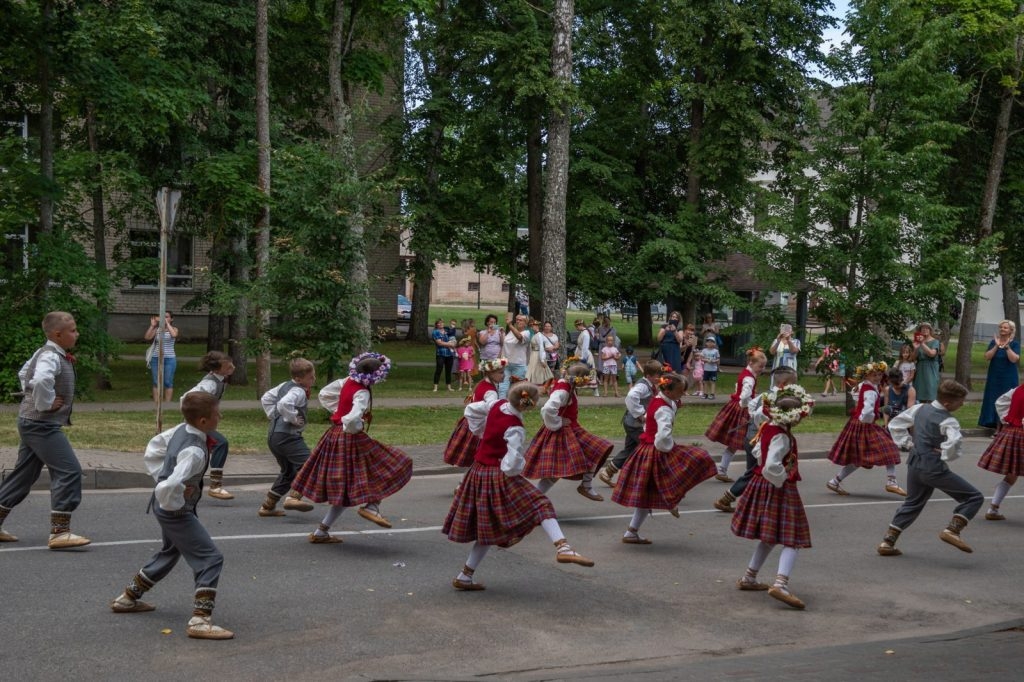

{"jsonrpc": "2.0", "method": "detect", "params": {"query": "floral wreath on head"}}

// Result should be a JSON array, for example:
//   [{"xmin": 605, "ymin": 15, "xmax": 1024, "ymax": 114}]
[
  {"xmin": 852, "ymin": 360, "xmax": 888, "ymax": 381},
  {"xmin": 564, "ymin": 359, "xmax": 596, "ymax": 386},
  {"xmin": 348, "ymin": 352, "xmax": 391, "ymax": 386},
  {"xmin": 479, "ymin": 358, "xmax": 508, "ymax": 374},
  {"xmin": 763, "ymin": 384, "xmax": 815, "ymax": 427}
]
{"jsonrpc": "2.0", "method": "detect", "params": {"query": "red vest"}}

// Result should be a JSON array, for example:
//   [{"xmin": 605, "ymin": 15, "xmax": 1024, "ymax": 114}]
[
  {"xmin": 759, "ymin": 422, "xmax": 800, "ymax": 482},
  {"xmin": 730, "ymin": 368, "xmax": 757, "ymax": 401},
  {"xmin": 551, "ymin": 379, "xmax": 579, "ymax": 424},
  {"xmin": 330, "ymin": 378, "xmax": 369, "ymax": 425},
  {"xmin": 475, "ymin": 400, "xmax": 522, "ymax": 467},
  {"xmin": 1006, "ymin": 385, "xmax": 1024, "ymax": 427},
  {"xmin": 472, "ymin": 378, "xmax": 498, "ymax": 402},
  {"xmin": 852, "ymin": 382, "xmax": 879, "ymax": 421},
  {"xmin": 639, "ymin": 395, "xmax": 675, "ymax": 445}
]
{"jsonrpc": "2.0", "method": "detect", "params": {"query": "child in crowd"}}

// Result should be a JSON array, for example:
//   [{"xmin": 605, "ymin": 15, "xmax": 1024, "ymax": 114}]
[
  {"xmin": 293, "ymin": 352, "xmax": 413, "ymax": 542},
  {"xmin": 691, "ymin": 354, "xmax": 705, "ymax": 397},
  {"xmin": 257, "ymin": 358, "xmax": 318, "ymax": 517},
  {"xmin": 713, "ymin": 366, "xmax": 799, "ymax": 513},
  {"xmin": 897, "ymin": 343, "xmax": 916, "ymax": 386},
  {"xmin": 181, "ymin": 351, "xmax": 236, "ymax": 501},
  {"xmin": 600, "ymin": 335, "xmax": 622, "ymax": 398},
  {"xmin": 0, "ymin": 311, "xmax": 90, "ymax": 549},
  {"xmin": 443, "ymin": 382, "xmax": 594, "ymax": 590},
  {"xmin": 443, "ymin": 359, "xmax": 507, "ymax": 470},
  {"xmin": 879, "ymin": 380, "xmax": 983, "ymax": 555},
  {"xmin": 813, "ymin": 344, "xmax": 842, "ymax": 397},
  {"xmin": 825, "ymin": 361, "xmax": 906, "ymax": 497},
  {"xmin": 623, "ymin": 346, "xmax": 639, "ymax": 388},
  {"xmin": 523, "ymin": 362, "xmax": 614, "ymax": 502},
  {"xmin": 110, "ymin": 392, "xmax": 233, "ymax": 639},
  {"xmin": 705, "ymin": 348, "xmax": 767, "ymax": 483},
  {"xmin": 731, "ymin": 386, "xmax": 815, "ymax": 609},
  {"xmin": 977, "ymin": 383, "xmax": 1024, "ymax": 521},
  {"xmin": 598, "ymin": 359, "xmax": 665, "ymax": 487},
  {"xmin": 612, "ymin": 373, "xmax": 716, "ymax": 544},
  {"xmin": 456, "ymin": 337, "xmax": 476, "ymax": 391},
  {"xmin": 699, "ymin": 336, "xmax": 721, "ymax": 399},
  {"xmin": 883, "ymin": 366, "xmax": 916, "ymax": 426}
]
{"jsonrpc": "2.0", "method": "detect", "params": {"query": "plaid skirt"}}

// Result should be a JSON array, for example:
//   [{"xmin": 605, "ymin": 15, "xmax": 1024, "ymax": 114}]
[
  {"xmin": 731, "ymin": 475, "xmax": 811, "ymax": 548},
  {"xmin": 704, "ymin": 400, "xmax": 751, "ymax": 452},
  {"xmin": 291, "ymin": 426, "xmax": 412, "ymax": 507},
  {"xmin": 443, "ymin": 463, "xmax": 557, "ymax": 546},
  {"xmin": 522, "ymin": 423, "xmax": 614, "ymax": 480},
  {"xmin": 443, "ymin": 417, "xmax": 480, "ymax": 468},
  {"xmin": 612, "ymin": 442, "xmax": 716, "ymax": 509},
  {"xmin": 978, "ymin": 425, "xmax": 1024, "ymax": 476},
  {"xmin": 827, "ymin": 420, "xmax": 901, "ymax": 467}
]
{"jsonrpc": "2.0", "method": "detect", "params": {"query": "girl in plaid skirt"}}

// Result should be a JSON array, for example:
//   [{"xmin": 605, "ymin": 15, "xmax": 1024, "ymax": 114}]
[
  {"xmin": 825, "ymin": 362, "xmax": 906, "ymax": 497},
  {"xmin": 705, "ymin": 348, "xmax": 767, "ymax": 483},
  {"xmin": 443, "ymin": 359, "xmax": 508, "ymax": 469},
  {"xmin": 293, "ymin": 353, "xmax": 412, "ymax": 543},
  {"xmin": 732, "ymin": 386, "xmax": 814, "ymax": 609},
  {"xmin": 612, "ymin": 373, "xmax": 716, "ymax": 544},
  {"xmin": 444, "ymin": 383, "xmax": 595, "ymax": 590},
  {"xmin": 523, "ymin": 363, "xmax": 614, "ymax": 501},
  {"xmin": 978, "ymin": 384, "xmax": 1024, "ymax": 521}
]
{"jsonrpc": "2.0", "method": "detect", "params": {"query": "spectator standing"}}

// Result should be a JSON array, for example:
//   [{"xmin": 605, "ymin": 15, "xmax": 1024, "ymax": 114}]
[
  {"xmin": 432, "ymin": 319, "xmax": 456, "ymax": 392},
  {"xmin": 980, "ymin": 320, "xmax": 1020, "ymax": 429}
]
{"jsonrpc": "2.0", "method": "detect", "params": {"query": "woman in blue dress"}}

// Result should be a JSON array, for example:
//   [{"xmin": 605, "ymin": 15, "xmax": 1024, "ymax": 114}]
[
  {"xmin": 657, "ymin": 311, "xmax": 685, "ymax": 372},
  {"xmin": 980, "ymin": 320, "xmax": 1020, "ymax": 429}
]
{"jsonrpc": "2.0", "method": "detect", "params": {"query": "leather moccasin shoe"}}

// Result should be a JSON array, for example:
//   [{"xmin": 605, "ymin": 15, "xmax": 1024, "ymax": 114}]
[
  {"xmin": 207, "ymin": 487, "xmax": 234, "ymax": 500},
  {"xmin": 48, "ymin": 532, "xmax": 90, "ymax": 549},
  {"xmin": 308, "ymin": 533, "xmax": 343, "ymax": 544},
  {"xmin": 111, "ymin": 596, "xmax": 156, "ymax": 613},
  {"xmin": 357, "ymin": 507, "xmax": 393, "ymax": 528},
  {"xmin": 452, "ymin": 578, "xmax": 486, "ymax": 591},
  {"xmin": 576, "ymin": 485, "xmax": 604, "ymax": 502},
  {"xmin": 768, "ymin": 586, "xmax": 806, "ymax": 609},
  {"xmin": 257, "ymin": 507, "xmax": 285, "ymax": 517},
  {"xmin": 736, "ymin": 579, "xmax": 771, "ymax": 591},
  {"xmin": 187, "ymin": 616, "xmax": 234, "ymax": 640},
  {"xmin": 283, "ymin": 497, "xmax": 314, "ymax": 512},
  {"xmin": 985, "ymin": 511, "xmax": 1006, "ymax": 521},
  {"xmin": 0, "ymin": 530, "xmax": 18, "ymax": 542}
]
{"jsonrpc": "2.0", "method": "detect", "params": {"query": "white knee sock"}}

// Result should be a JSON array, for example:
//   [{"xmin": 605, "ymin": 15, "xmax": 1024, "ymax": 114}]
[
  {"xmin": 536, "ymin": 478, "xmax": 557, "ymax": 494},
  {"xmin": 778, "ymin": 546, "xmax": 799, "ymax": 577},
  {"xmin": 719, "ymin": 450, "xmax": 734, "ymax": 472},
  {"xmin": 463, "ymin": 542, "xmax": 491, "ymax": 573},
  {"xmin": 628, "ymin": 508, "xmax": 649, "ymax": 532},
  {"xmin": 748, "ymin": 541, "xmax": 774, "ymax": 572},
  {"xmin": 581, "ymin": 472, "xmax": 595, "ymax": 489},
  {"xmin": 992, "ymin": 479, "xmax": 1013, "ymax": 507},
  {"xmin": 885, "ymin": 464, "xmax": 896, "ymax": 478},
  {"xmin": 835, "ymin": 464, "xmax": 858, "ymax": 482},
  {"xmin": 540, "ymin": 517, "xmax": 565, "ymax": 543},
  {"xmin": 319, "ymin": 504, "xmax": 344, "ymax": 530}
]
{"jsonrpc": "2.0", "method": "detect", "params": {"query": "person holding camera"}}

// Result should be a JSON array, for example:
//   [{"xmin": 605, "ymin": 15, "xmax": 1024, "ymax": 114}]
[
  {"xmin": 657, "ymin": 311, "xmax": 686, "ymax": 372},
  {"xmin": 145, "ymin": 311, "xmax": 179, "ymax": 405},
  {"xmin": 769, "ymin": 323, "xmax": 800, "ymax": 371},
  {"xmin": 477, "ymin": 315, "xmax": 503, "ymax": 363}
]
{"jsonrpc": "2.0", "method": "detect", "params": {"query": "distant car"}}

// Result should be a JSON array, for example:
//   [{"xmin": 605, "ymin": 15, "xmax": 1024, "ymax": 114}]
[{"xmin": 397, "ymin": 294, "xmax": 411, "ymax": 320}]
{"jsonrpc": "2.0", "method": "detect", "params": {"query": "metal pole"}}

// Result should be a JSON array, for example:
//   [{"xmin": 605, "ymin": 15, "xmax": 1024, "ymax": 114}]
[
  {"xmin": 477, "ymin": 272, "xmax": 481, "ymax": 309},
  {"xmin": 156, "ymin": 190, "xmax": 169, "ymax": 432}
]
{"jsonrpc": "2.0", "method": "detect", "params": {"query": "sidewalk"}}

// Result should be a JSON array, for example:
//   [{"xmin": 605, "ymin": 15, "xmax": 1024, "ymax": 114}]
[{"xmin": 0, "ymin": 392, "xmax": 994, "ymax": 490}]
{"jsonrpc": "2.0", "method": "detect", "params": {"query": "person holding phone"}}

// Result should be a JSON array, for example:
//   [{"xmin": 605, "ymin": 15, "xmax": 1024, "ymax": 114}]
[
  {"xmin": 657, "ymin": 311, "xmax": 685, "ymax": 372},
  {"xmin": 770, "ymin": 323, "xmax": 800, "ymax": 371},
  {"xmin": 477, "ymin": 315, "xmax": 503, "ymax": 363}
]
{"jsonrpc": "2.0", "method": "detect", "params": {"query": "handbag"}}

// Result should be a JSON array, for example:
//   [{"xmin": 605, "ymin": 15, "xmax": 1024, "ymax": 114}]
[{"xmin": 145, "ymin": 342, "xmax": 156, "ymax": 369}]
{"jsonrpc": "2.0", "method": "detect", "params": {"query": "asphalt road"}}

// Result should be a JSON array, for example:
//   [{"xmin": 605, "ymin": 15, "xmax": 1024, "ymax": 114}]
[{"xmin": 2, "ymin": 454, "xmax": 1023, "ymax": 681}]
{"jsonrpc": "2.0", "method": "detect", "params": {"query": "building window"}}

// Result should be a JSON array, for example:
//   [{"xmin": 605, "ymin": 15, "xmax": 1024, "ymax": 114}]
[
  {"xmin": 467, "ymin": 281, "xmax": 480, "ymax": 292},
  {"xmin": 501, "ymin": 282, "xmax": 510, "ymax": 292},
  {"xmin": 126, "ymin": 229, "xmax": 194, "ymax": 289},
  {"xmin": 1, "ymin": 229, "xmax": 27, "ymax": 274}
]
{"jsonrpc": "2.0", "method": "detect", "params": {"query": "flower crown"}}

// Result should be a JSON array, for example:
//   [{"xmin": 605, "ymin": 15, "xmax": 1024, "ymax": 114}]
[
  {"xmin": 479, "ymin": 358, "xmax": 508, "ymax": 374},
  {"xmin": 348, "ymin": 352, "xmax": 391, "ymax": 386},
  {"xmin": 852, "ymin": 360, "xmax": 888, "ymax": 380},
  {"xmin": 763, "ymin": 384, "xmax": 815, "ymax": 426}
]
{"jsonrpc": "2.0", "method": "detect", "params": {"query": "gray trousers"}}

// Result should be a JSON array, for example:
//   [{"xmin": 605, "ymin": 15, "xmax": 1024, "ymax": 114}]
[
  {"xmin": 142, "ymin": 506, "xmax": 224, "ymax": 590},
  {"xmin": 0, "ymin": 418, "xmax": 82, "ymax": 512},
  {"xmin": 268, "ymin": 432, "xmax": 311, "ymax": 497},
  {"xmin": 729, "ymin": 436, "xmax": 760, "ymax": 498},
  {"xmin": 890, "ymin": 455, "xmax": 984, "ymax": 531},
  {"xmin": 611, "ymin": 420, "xmax": 643, "ymax": 469},
  {"xmin": 208, "ymin": 430, "xmax": 230, "ymax": 469}
]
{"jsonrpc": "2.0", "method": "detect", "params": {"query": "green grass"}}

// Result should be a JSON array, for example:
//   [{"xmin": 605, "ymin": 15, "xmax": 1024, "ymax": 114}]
[{"xmin": 0, "ymin": 400, "xmax": 984, "ymax": 453}]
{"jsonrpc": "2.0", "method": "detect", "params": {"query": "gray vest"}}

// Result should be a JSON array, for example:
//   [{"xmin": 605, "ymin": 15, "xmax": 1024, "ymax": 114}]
[
  {"xmin": 268, "ymin": 381, "xmax": 306, "ymax": 435},
  {"xmin": 203, "ymin": 373, "xmax": 227, "ymax": 401},
  {"xmin": 19, "ymin": 346, "xmax": 75, "ymax": 425},
  {"xmin": 155, "ymin": 426, "xmax": 209, "ymax": 512},
  {"xmin": 623, "ymin": 378, "xmax": 654, "ymax": 429},
  {"xmin": 908, "ymin": 403, "xmax": 950, "ymax": 473}
]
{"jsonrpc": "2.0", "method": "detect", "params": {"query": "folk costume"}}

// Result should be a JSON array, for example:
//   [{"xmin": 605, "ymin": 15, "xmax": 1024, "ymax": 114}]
[
  {"xmin": 612, "ymin": 389, "xmax": 716, "ymax": 543},
  {"xmin": 879, "ymin": 399, "xmax": 984, "ymax": 555},
  {"xmin": 522, "ymin": 374, "xmax": 614, "ymax": 501},
  {"xmin": 293, "ymin": 353, "xmax": 412, "ymax": 542},
  {"xmin": 110, "ymin": 422, "xmax": 233, "ymax": 639},
  {"xmin": 443, "ymin": 359, "xmax": 506, "ymax": 469},
  {"xmin": 705, "ymin": 364, "xmax": 760, "ymax": 482},
  {"xmin": 731, "ymin": 385, "xmax": 814, "ymax": 610},
  {"xmin": 443, "ymin": 397, "xmax": 594, "ymax": 590},
  {"xmin": 978, "ymin": 386, "xmax": 1024, "ymax": 521},
  {"xmin": 826, "ymin": 362, "xmax": 906, "ymax": 497},
  {"xmin": 598, "ymin": 375, "xmax": 659, "ymax": 487},
  {"xmin": 257, "ymin": 380, "xmax": 316, "ymax": 517},
  {"xmin": 0, "ymin": 340, "xmax": 89, "ymax": 549},
  {"xmin": 181, "ymin": 371, "xmax": 233, "ymax": 500}
]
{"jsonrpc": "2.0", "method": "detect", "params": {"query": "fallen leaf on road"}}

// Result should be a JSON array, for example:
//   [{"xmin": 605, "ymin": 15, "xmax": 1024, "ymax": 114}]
[
  {"xmin": 885, "ymin": 650, "xmax": 894, "ymax": 655},
  {"xmin": 161, "ymin": 628, "xmax": 172, "ymax": 635}
]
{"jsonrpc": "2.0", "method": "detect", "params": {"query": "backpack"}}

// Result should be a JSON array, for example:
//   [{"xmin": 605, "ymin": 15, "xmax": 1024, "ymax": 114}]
[{"xmin": 589, "ymin": 327, "xmax": 600, "ymax": 352}]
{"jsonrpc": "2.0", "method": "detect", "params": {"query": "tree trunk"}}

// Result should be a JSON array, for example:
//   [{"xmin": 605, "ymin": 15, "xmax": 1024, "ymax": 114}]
[
  {"xmin": 954, "ymin": 6, "xmax": 1023, "ymax": 388},
  {"xmin": 637, "ymin": 295, "xmax": 653, "ymax": 347},
  {"xmin": 1000, "ymin": 247, "xmax": 1021, "ymax": 330},
  {"xmin": 540, "ymin": 0, "xmax": 574, "ymax": 344},
  {"xmin": 409, "ymin": 254, "xmax": 433, "ymax": 342},
  {"xmin": 527, "ymin": 109, "xmax": 544, "ymax": 321},
  {"xmin": 228, "ymin": 234, "xmax": 249, "ymax": 385},
  {"xmin": 253, "ymin": 0, "xmax": 272, "ymax": 396},
  {"xmin": 38, "ymin": 0, "xmax": 54, "ymax": 239},
  {"xmin": 330, "ymin": 0, "xmax": 371, "ymax": 352},
  {"xmin": 86, "ymin": 102, "xmax": 112, "ymax": 390}
]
